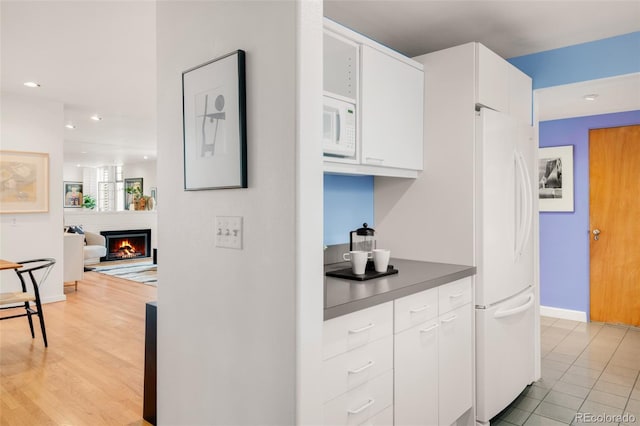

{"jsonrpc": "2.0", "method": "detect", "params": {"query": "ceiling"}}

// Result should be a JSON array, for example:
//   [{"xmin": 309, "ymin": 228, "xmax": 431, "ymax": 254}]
[
  {"xmin": 1, "ymin": 1, "xmax": 156, "ymax": 167},
  {"xmin": 2, "ymin": 1, "xmax": 639, "ymax": 167}
]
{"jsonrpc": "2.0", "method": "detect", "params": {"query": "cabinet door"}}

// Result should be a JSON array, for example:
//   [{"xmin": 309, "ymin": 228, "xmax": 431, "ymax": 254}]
[
  {"xmin": 476, "ymin": 43, "xmax": 509, "ymax": 112},
  {"xmin": 438, "ymin": 304, "xmax": 472, "ymax": 426},
  {"xmin": 324, "ymin": 31, "xmax": 359, "ymax": 101},
  {"xmin": 394, "ymin": 320, "xmax": 439, "ymax": 426},
  {"xmin": 361, "ymin": 45, "xmax": 423, "ymax": 171},
  {"xmin": 507, "ymin": 63, "xmax": 532, "ymax": 124}
]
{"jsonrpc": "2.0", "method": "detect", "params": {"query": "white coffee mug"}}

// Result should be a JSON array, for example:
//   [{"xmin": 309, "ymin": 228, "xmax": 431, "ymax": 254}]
[
  {"xmin": 372, "ymin": 249, "xmax": 391, "ymax": 273},
  {"xmin": 343, "ymin": 250, "xmax": 372, "ymax": 275}
]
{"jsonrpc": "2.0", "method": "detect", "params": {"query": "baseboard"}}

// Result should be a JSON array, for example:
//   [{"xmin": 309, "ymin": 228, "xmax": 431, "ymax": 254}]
[
  {"xmin": 42, "ymin": 294, "xmax": 67, "ymax": 304},
  {"xmin": 540, "ymin": 305, "xmax": 587, "ymax": 322}
]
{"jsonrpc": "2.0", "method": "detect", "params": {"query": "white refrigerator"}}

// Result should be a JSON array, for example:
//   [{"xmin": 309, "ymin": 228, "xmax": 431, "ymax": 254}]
[{"xmin": 474, "ymin": 107, "xmax": 538, "ymax": 424}]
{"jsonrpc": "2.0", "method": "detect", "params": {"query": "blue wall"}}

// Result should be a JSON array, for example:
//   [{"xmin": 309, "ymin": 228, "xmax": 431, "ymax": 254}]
[
  {"xmin": 539, "ymin": 111, "xmax": 640, "ymax": 315},
  {"xmin": 509, "ymin": 32, "xmax": 640, "ymax": 89},
  {"xmin": 509, "ymin": 31, "xmax": 640, "ymax": 316},
  {"xmin": 324, "ymin": 174, "xmax": 374, "ymax": 245}
]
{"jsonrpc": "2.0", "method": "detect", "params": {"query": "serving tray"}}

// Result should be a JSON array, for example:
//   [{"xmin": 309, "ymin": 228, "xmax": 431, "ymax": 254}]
[{"xmin": 326, "ymin": 264, "xmax": 398, "ymax": 281}]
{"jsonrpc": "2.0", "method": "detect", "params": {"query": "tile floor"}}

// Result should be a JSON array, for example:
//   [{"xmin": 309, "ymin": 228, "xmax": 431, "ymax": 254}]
[{"xmin": 492, "ymin": 317, "xmax": 640, "ymax": 426}]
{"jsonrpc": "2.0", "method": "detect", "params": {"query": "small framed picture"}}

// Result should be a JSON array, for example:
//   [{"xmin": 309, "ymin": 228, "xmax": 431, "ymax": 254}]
[
  {"xmin": 182, "ymin": 50, "xmax": 247, "ymax": 190},
  {"xmin": 64, "ymin": 181, "xmax": 83, "ymax": 208},
  {"xmin": 0, "ymin": 150, "xmax": 49, "ymax": 213},
  {"xmin": 124, "ymin": 177, "xmax": 143, "ymax": 210},
  {"xmin": 539, "ymin": 145, "xmax": 574, "ymax": 212}
]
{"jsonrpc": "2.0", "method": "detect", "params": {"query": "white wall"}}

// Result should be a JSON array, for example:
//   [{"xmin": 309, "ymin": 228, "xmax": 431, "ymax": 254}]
[
  {"xmin": 375, "ymin": 44, "xmax": 477, "ymax": 265},
  {"xmin": 124, "ymin": 159, "xmax": 157, "ymax": 196},
  {"xmin": 62, "ymin": 163, "xmax": 83, "ymax": 182},
  {"xmin": 156, "ymin": 1, "xmax": 322, "ymax": 424},
  {"xmin": 0, "ymin": 93, "xmax": 65, "ymax": 304}
]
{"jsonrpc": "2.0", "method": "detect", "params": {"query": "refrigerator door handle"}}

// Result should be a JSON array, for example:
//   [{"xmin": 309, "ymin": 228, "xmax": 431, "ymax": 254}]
[
  {"xmin": 514, "ymin": 151, "xmax": 533, "ymax": 260},
  {"xmin": 494, "ymin": 294, "xmax": 534, "ymax": 319}
]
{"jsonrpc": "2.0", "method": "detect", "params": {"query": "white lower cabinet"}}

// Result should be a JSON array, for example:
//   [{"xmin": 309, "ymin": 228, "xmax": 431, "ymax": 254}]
[
  {"xmin": 323, "ymin": 370, "xmax": 393, "ymax": 426},
  {"xmin": 393, "ymin": 278, "xmax": 473, "ymax": 426},
  {"xmin": 323, "ymin": 278, "xmax": 473, "ymax": 426},
  {"xmin": 438, "ymin": 304, "xmax": 473, "ymax": 426},
  {"xmin": 394, "ymin": 319, "xmax": 439, "ymax": 426}
]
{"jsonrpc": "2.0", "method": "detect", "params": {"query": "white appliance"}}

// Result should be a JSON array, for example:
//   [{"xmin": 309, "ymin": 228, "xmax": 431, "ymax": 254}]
[
  {"xmin": 475, "ymin": 107, "xmax": 537, "ymax": 424},
  {"xmin": 323, "ymin": 96, "xmax": 356, "ymax": 157}
]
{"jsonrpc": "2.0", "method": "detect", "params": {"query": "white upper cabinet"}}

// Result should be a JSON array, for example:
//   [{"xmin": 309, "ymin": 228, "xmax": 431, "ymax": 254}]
[
  {"xmin": 361, "ymin": 45, "xmax": 424, "ymax": 172},
  {"xmin": 323, "ymin": 19, "xmax": 424, "ymax": 178},
  {"xmin": 324, "ymin": 31, "xmax": 358, "ymax": 102},
  {"xmin": 476, "ymin": 43, "xmax": 509, "ymax": 113},
  {"xmin": 476, "ymin": 43, "xmax": 532, "ymax": 124}
]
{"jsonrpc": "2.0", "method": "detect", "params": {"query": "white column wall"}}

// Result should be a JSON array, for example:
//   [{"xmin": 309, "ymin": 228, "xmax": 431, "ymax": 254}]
[
  {"xmin": 156, "ymin": 1, "xmax": 322, "ymax": 424},
  {"xmin": 0, "ymin": 93, "xmax": 65, "ymax": 304}
]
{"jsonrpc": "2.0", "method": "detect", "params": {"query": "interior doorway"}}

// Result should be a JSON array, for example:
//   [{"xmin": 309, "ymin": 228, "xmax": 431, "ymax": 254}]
[{"xmin": 589, "ymin": 124, "xmax": 640, "ymax": 326}]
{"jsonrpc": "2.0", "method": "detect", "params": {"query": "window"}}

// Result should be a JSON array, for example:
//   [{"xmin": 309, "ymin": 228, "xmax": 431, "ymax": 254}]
[{"xmin": 96, "ymin": 166, "xmax": 124, "ymax": 211}]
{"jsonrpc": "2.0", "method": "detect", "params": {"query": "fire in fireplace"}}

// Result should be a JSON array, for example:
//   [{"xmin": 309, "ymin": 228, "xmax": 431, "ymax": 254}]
[{"xmin": 100, "ymin": 229, "xmax": 151, "ymax": 262}]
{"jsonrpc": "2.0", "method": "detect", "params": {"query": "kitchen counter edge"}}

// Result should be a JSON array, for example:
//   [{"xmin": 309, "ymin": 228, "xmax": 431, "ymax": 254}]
[{"xmin": 324, "ymin": 259, "xmax": 476, "ymax": 321}]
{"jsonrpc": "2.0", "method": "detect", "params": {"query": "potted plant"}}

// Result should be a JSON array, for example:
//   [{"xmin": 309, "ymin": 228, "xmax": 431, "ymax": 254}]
[{"xmin": 82, "ymin": 194, "xmax": 96, "ymax": 210}]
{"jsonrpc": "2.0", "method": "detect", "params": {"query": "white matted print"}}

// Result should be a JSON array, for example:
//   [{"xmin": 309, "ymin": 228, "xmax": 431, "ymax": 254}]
[
  {"xmin": 182, "ymin": 50, "xmax": 247, "ymax": 190},
  {"xmin": 0, "ymin": 150, "xmax": 49, "ymax": 213},
  {"xmin": 538, "ymin": 145, "xmax": 574, "ymax": 212}
]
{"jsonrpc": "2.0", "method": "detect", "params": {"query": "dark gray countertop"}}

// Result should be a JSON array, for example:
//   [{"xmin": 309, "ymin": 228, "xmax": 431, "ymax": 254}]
[{"xmin": 324, "ymin": 258, "xmax": 476, "ymax": 320}]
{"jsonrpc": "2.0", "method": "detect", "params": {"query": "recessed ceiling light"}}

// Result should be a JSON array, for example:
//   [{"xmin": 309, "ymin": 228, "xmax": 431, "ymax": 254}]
[
  {"xmin": 583, "ymin": 94, "xmax": 599, "ymax": 101},
  {"xmin": 81, "ymin": 151, "xmax": 88, "ymax": 154},
  {"xmin": 24, "ymin": 81, "xmax": 40, "ymax": 88},
  {"xmin": 90, "ymin": 115, "xmax": 102, "ymax": 121},
  {"xmin": 143, "ymin": 155, "xmax": 149, "ymax": 160},
  {"xmin": 65, "ymin": 124, "xmax": 76, "ymax": 129},
  {"xmin": 76, "ymin": 164, "xmax": 81, "ymax": 168}
]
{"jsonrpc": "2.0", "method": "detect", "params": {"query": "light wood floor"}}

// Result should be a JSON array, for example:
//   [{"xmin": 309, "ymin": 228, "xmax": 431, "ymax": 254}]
[{"xmin": 0, "ymin": 272, "xmax": 156, "ymax": 426}]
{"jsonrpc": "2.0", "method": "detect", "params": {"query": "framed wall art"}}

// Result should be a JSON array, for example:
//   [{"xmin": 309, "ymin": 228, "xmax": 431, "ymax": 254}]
[
  {"xmin": 124, "ymin": 177, "xmax": 143, "ymax": 210},
  {"xmin": 0, "ymin": 150, "xmax": 49, "ymax": 213},
  {"xmin": 182, "ymin": 49, "xmax": 247, "ymax": 190},
  {"xmin": 64, "ymin": 181, "xmax": 83, "ymax": 208},
  {"xmin": 539, "ymin": 145, "xmax": 574, "ymax": 212}
]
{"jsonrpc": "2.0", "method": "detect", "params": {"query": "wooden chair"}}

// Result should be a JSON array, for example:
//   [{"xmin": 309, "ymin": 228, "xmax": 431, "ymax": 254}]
[{"xmin": 0, "ymin": 258, "xmax": 56, "ymax": 347}]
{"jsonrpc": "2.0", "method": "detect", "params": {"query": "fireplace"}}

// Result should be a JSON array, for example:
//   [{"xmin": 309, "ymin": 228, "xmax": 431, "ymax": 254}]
[{"xmin": 100, "ymin": 229, "xmax": 151, "ymax": 262}]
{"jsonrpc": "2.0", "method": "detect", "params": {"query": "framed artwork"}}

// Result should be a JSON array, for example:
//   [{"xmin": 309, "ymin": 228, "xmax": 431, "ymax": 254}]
[
  {"xmin": 0, "ymin": 150, "xmax": 49, "ymax": 213},
  {"xmin": 182, "ymin": 49, "xmax": 247, "ymax": 190},
  {"xmin": 124, "ymin": 177, "xmax": 143, "ymax": 210},
  {"xmin": 64, "ymin": 181, "xmax": 83, "ymax": 208},
  {"xmin": 539, "ymin": 145, "xmax": 574, "ymax": 212}
]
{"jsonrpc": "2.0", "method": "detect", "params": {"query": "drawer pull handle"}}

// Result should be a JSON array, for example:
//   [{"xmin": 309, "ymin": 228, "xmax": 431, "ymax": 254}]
[
  {"xmin": 449, "ymin": 292, "xmax": 464, "ymax": 298},
  {"xmin": 409, "ymin": 305, "xmax": 430, "ymax": 313},
  {"xmin": 348, "ymin": 323, "xmax": 375, "ymax": 334},
  {"xmin": 347, "ymin": 398, "xmax": 375, "ymax": 415},
  {"xmin": 420, "ymin": 323, "xmax": 439, "ymax": 333},
  {"xmin": 441, "ymin": 314, "xmax": 458, "ymax": 324},
  {"xmin": 348, "ymin": 360, "xmax": 375, "ymax": 374}
]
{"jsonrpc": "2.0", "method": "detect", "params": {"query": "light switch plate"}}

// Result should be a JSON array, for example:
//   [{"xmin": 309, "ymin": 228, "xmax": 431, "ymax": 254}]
[{"xmin": 215, "ymin": 216, "xmax": 243, "ymax": 249}]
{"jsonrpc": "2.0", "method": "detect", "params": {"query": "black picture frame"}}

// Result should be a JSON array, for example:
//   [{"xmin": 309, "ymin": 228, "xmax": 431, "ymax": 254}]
[
  {"xmin": 182, "ymin": 49, "xmax": 247, "ymax": 190},
  {"xmin": 63, "ymin": 181, "xmax": 83, "ymax": 208},
  {"xmin": 124, "ymin": 177, "xmax": 143, "ymax": 210}
]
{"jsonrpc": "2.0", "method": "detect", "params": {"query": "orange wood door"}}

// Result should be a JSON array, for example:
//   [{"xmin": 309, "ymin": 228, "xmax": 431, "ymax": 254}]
[{"xmin": 589, "ymin": 125, "xmax": 640, "ymax": 326}]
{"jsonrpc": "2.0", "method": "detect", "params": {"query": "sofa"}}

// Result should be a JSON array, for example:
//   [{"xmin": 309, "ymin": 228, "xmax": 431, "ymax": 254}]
[
  {"xmin": 65, "ymin": 226, "xmax": 107, "ymax": 266},
  {"xmin": 84, "ymin": 231, "xmax": 107, "ymax": 265}
]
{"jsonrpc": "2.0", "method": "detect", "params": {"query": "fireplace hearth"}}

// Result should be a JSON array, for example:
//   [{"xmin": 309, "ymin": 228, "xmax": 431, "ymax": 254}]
[{"xmin": 100, "ymin": 229, "xmax": 151, "ymax": 262}]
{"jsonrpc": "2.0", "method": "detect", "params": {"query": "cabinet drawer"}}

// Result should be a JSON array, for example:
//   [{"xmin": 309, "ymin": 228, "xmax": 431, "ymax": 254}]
[
  {"xmin": 361, "ymin": 404, "xmax": 393, "ymax": 426},
  {"xmin": 323, "ymin": 302, "xmax": 393, "ymax": 360},
  {"xmin": 323, "ymin": 370, "xmax": 393, "ymax": 426},
  {"xmin": 394, "ymin": 287, "xmax": 438, "ymax": 333},
  {"xmin": 438, "ymin": 277, "xmax": 472, "ymax": 315},
  {"xmin": 323, "ymin": 335, "xmax": 393, "ymax": 403}
]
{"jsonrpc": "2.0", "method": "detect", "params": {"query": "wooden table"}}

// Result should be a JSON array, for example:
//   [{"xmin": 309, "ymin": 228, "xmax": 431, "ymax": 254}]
[{"xmin": 0, "ymin": 260, "xmax": 22, "ymax": 270}]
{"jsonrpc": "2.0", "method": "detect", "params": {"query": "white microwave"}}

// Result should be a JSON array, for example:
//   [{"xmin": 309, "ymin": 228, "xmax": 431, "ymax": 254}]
[{"xmin": 323, "ymin": 96, "xmax": 356, "ymax": 157}]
